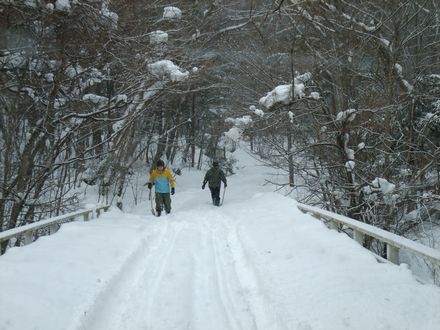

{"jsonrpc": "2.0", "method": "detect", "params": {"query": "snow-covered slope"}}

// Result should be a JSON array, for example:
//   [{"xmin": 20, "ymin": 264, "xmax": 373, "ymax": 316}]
[{"xmin": 1, "ymin": 146, "xmax": 439, "ymax": 330}]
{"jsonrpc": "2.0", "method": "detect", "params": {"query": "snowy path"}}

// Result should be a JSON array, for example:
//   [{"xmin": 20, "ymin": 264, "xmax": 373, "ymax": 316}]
[
  {"xmin": 1, "ymin": 147, "xmax": 440, "ymax": 330},
  {"xmin": 81, "ymin": 209, "xmax": 281, "ymax": 330}
]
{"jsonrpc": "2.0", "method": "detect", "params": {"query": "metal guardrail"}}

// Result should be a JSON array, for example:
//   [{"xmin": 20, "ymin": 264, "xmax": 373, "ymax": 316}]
[
  {"xmin": 0, "ymin": 205, "xmax": 110, "ymax": 254},
  {"xmin": 297, "ymin": 203, "xmax": 440, "ymax": 266}
]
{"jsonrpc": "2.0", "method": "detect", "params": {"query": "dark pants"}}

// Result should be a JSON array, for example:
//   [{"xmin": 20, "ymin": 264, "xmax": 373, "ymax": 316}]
[
  {"xmin": 209, "ymin": 186, "xmax": 221, "ymax": 206},
  {"xmin": 155, "ymin": 192, "xmax": 171, "ymax": 214}
]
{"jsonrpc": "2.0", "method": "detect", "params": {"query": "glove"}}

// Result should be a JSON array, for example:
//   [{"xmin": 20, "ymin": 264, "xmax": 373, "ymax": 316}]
[
  {"xmin": 224, "ymin": 183, "xmax": 227, "ymax": 188},
  {"xmin": 147, "ymin": 182, "xmax": 152, "ymax": 189},
  {"xmin": 202, "ymin": 183, "xmax": 206, "ymax": 190},
  {"xmin": 171, "ymin": 187, "xmax": 175, "ymax": 195}
]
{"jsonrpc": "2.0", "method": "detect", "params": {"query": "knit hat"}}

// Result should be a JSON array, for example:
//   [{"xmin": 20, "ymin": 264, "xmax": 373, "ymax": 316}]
[{"xmin": 156, "ymin": 159, "xmax": 165, "ymax": 167}]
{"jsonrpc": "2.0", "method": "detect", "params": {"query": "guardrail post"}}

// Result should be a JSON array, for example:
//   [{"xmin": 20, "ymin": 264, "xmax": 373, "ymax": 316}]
[
  {"xmin": 353, "ymin": 229, "xmax": 365, "ymax": 246},
  {"xmin": 96, "ymin": 206, "xmax": 110, "ymax": 218},
  {"xmin": 328, "ymin": 221, "xmax": 338, "ymax": 231},
  {"xmin": 434, "ymin": 265, "xmax": 440, "ymax": 286},
  {"xmin": 23, "ymin": 230, "xmax": 33, "ymax": 245},
  {"xmin": 387, "ymin": 244, "xmax": 399, "ymax": 264},
  {"xmin": 49, "ymin": 223, "xmax": 58, "ymax": 235}
]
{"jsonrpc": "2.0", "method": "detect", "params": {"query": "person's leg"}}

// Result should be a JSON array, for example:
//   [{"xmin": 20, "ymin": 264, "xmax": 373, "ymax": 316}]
[
  {"xmin": 213, "ymin": 187, "xmax": 220, "ymax": 206},
  {"xmin": 155, "ymin": 193, "xmax": 164, "ymax": 216},
  {"xmin": 163, "ymin": 193, "xmax": 171, "ymax": 214},
  {"xmin": 218, "ymin": 187, "xmax": 222, "ymax": 206},
  {"xmin": 209, "ymin": 187, "xmax": 216, "ymax": 205}
]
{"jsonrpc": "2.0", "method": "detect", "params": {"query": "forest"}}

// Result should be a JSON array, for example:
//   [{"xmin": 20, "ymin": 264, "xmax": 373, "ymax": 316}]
[{"xmin": 1, "ymin": 0, "xmax": 440, "ymax": 255}]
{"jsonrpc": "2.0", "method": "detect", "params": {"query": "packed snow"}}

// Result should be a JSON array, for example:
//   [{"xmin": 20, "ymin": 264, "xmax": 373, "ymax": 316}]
[{"xmin": 0, "ymin": 146, "xmax": 439, "ymax": 330}]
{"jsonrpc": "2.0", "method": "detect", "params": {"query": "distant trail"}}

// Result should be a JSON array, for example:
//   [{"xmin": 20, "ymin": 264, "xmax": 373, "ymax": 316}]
[{"xmin": 78, "ymin": 209, "xmax": 284, "ymax": 330}]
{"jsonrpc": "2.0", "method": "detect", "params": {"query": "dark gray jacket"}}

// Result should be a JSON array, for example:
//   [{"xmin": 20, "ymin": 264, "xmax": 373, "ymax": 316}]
[{"xmin": 203, "ymin": 167, "xmax": 227, "ymax": 188}]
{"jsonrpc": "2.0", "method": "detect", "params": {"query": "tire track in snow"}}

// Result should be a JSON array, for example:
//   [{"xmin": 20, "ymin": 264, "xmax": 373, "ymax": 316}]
[
  {"xmin": 191, "ymin": 216, "xmax": 247, "ymax": 330},
  {"xmin": 139, "ymin": 221, "xmax": 189, "ymax": 330},
  {"xmin": 147, "ymin": 222, "xmax": 209, "ymax": 330},
  {"xmin": 191, "ymin": 210, "xmax": 285, "ymax": 330},
  {"xmin": 120, "ymin": 221, "xmax": 193, "ymax": 330},
  {"xmin": 220, "ymin": 215, "xmax": 288, "ymax": 330},
  {"xmin": 79, "ymin": 220, "xmax": 193, "ymax": 330},
  {"xmin": 76, "ymin": 220, "xmax": 172, "ymax": 330},
  {"xmin": 77, "ymin": 210, "xmax": 286, "ymax": 330},
  {"xmin": 210, "ymin": 221, "xmax": 255, "ymax": 330}
]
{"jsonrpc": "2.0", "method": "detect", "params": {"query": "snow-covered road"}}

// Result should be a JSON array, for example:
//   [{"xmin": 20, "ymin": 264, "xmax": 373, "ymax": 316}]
[
  {"xmin": 82, "ymin": 209, "xmax": 280, "ymax": 330},
  {"xmin": 1, "ymin": 148, "xmax": 440, "ymax": 330}
]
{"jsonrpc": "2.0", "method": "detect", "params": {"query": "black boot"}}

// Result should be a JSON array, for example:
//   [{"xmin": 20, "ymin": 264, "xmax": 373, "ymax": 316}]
[{"xmin": 156, "ymin": 210, "xmax": 161, "ymax": 217}]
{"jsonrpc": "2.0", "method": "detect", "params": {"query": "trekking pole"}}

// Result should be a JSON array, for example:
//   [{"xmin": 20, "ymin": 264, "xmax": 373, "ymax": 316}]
[
  {"xmin": 220, "ymin": 186, "xmax": 226, "ymax": 206},
  {"xmin": 149, "ymin": 188, "xmax": 156, "ymax": 216}
]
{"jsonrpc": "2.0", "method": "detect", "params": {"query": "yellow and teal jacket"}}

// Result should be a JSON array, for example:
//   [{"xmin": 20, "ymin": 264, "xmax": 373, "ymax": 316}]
[{"xmin": 148, "ymin": 168, "xmax": 175, "ymax": 193}]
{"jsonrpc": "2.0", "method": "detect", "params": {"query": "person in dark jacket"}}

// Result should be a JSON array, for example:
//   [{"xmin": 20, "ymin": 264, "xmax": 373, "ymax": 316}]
[{"xmin": 202, "ymin": 160, "xmax": 227, "ymax": 206}]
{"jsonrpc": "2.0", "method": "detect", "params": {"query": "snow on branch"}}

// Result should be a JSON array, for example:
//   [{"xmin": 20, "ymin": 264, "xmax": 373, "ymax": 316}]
[
  {"xmin": 100, "ymin": 3, "xmax": 118, "ymax": 28},
  {"xmin": 224, "ymin": 115, "xmax": 254, "ymax": 141},
  {"xmin": 249, "ymin": 105, "xmax": 265, "ymax": 117},
  {"xmin": 225, "ymin": 116, "xmax": 253, "ymax": 126},
  {"xmin": 259, "ymin": 85, "xmax": 292, "ymax": 109},
  {"xmin": 0, "ymin": 52, "xmax": 27, "ymax": 69},
  {"xmin": 366, "ymin": 178, "xmax": 396, "ymax": 195},
  {"xmin": 259, "ymin": 72, "xmax": 313, "ymax": 108},
  {"xmin": 82, "ymin": 94, "xmax": 109, "ymax": 104},
  {"xmin": 336, "ymin": 108, "xmax": 357, "ymax": 122},
  {"xmin": 148, "ymin": 60, "xmax": 189, "ymax": 82},
  {"xmin": 55, "ymin": 0, "xmax": 71, "ymax": 12},
  {"xmin": 150, "ymin": 31, "xmax": 168, "ymax": 45},
  {"xmin": 218, "ymin": 21, "xmax": 252, "ymax": 34},
  {"xmin": 163, "ymin": 6, "xmax": 182, "ymax": 20}
]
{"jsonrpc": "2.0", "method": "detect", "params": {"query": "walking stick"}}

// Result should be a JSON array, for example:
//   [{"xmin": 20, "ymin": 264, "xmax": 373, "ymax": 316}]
[
  {"xmin": 149, "ymin": 188, "xmax": 156, "ymax": 216},
  {"xmin": 220, "ymin": 186, "xmax": 226, "ymax": 206}
]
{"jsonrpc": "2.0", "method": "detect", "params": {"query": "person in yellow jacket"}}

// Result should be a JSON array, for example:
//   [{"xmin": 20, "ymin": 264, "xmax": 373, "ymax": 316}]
[{"xmin": 147, "ymin": 159, "xmax": 175, "ymax": 216}]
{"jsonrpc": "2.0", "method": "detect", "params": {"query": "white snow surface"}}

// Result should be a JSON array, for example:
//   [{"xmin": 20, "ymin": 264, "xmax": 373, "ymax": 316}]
[{"xmin": 1, "ymin": 147, "xmax": 440, "ymax": 330}]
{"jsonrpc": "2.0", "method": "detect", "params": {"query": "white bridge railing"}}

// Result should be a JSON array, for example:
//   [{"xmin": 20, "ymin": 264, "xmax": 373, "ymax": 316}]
[
  {"xmin": 297, "ymin": 203, "xmax": 440, "ymax": 267},
  {"xmin": 0, "ymin": 205, "xmax": 110, "ymax": 254}
]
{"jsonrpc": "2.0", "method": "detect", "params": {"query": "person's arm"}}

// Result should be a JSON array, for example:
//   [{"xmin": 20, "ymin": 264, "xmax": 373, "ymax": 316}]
[
  {"xmin": 147, "ymin": 171, "xmax": 155, "ymax": 189},
  {"xmin": 221, "ymin": 170, "xmax": 227, "ymax": 187},
  {"xmin": 165, "ymin": 169, "xmax": 176, "ymax": 194},
  {"xmin": 203, "ymin": 169, "xmax": 211, "ymax": 185},
  {"xmin": 166, "ymin": 169, "xmax": 175, "ymax": 188},
  {"xmin": 202, "ymin": 170, "xmax": 211, "ymax": 189}
]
